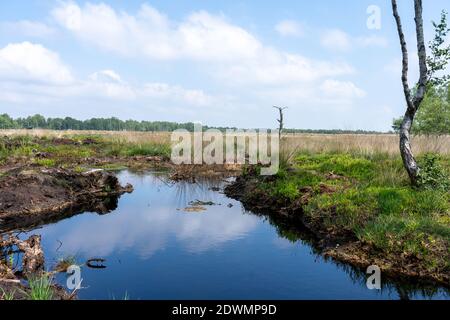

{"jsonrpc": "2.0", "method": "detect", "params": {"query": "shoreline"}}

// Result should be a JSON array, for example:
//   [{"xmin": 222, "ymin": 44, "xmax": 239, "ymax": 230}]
[{"xmin": 224, "ymin": 171, "xmax": 450, "ymax": 288}]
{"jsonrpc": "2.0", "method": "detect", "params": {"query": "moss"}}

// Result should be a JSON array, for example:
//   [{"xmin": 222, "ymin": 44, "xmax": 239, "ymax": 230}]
[
  {"xmin": 252, "ymin": 152, "xmax": 450, "ymax": 274},
  {"xmin": 295, "ymin": 153, "xmax": 376, "ymax": 180},
  {"xmin": 34, "ymin": 158, "xmax": 57, "ymax": 167},
  {"xmin": 271, "ymin": 180, "xmax": 299, "ymax": 200}
]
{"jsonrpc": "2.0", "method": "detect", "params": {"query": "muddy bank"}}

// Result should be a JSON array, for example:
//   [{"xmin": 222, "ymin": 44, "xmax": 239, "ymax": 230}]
[
  {"xmin": 0, "ymin": 166, "xmax": 133, "ymax": 232},
  {"xmin": 225, "ymin": 173, "xmax": 450, "ymax": 287}
]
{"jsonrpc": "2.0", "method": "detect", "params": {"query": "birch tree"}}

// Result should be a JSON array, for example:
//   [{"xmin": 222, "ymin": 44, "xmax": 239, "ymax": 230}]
[{"xmin": 391, "ymin": 0, "xmax": 428, "ymax": 185}]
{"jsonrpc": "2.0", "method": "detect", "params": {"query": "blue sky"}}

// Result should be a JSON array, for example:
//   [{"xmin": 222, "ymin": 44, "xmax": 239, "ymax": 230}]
[{"xmin": 0, "ymin": 0, "xmax": 448, "ymax": 130}]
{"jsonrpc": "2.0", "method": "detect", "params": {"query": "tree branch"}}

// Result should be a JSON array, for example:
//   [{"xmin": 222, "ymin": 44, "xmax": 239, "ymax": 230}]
[
  {"xmin": 413, "ymin": 0, "xmax": 428, "ymax": 108},
  {"xmin": 392, "ymin": 0, "xmax": 414, "ymax": 112}
]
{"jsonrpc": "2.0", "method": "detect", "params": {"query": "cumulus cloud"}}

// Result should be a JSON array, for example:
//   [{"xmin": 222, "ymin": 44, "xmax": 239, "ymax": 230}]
[
  {"xmin": 0, "ymin": 42, "xmax": 73, "ymax": 84},
  {"xmin": 0, "ymin": 40, "xmax": 211, "ymax": 107},
  {"xmin": 0, "ymin": 2, "xmax": 370, "ymax": 127},
  {"xmin": 52, "ymin": 2, "xmax": 354, "ymax": 86},
  {"xmin": 0, "ymin": 57, "xmax": 215, "ymax": 110},
  {"xmin": 275, "ymin": 20, "xmax": 304, "ymax": 37},
  {"xmin": 52, "ymin": 2, "xmax": 261, "ymax": 61}
]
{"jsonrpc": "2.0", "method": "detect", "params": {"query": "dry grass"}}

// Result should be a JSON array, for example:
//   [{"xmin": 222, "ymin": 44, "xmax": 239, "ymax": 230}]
[
  {"xmin": 0, "ymin": 129, "xmax": 170, "ymax": 145},
  {"xmin": 282, "ymin": 133, "xmax": 450, "ymax": 156},
  {"xmin": 1, "ymin": 129, "xmax": 449, "ymax": 155}
]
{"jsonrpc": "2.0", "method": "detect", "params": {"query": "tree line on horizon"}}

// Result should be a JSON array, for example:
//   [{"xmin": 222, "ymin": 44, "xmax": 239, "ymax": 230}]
[
  {"xmin": 0, "ymin": 113, "xmax": 205, "ymax": 132},
  {"xmin": 0, "ymin": 113, "xmax": 390, "ymax": 134}
]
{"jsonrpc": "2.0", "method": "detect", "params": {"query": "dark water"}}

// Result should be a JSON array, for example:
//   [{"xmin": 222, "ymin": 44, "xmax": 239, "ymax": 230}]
[{"xmin": 17, "ymin": 171, "xmax": 449, "ymax": 300}]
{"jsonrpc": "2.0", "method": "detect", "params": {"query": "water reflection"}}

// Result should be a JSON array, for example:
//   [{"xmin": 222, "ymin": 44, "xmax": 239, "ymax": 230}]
[
  {"xmin": 248, "ymin": 200, "xmax": 450, "ymax": 300},
  {"xmin": 15, "ymin": 170, "xmax": 449, "ymax": 300},
  {"xmin": 34, "ymin": 172, "xmax": 258, "ymax": 259}
]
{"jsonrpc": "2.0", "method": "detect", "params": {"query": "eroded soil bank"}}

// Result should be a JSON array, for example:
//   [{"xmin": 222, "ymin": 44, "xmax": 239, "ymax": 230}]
[
  {"xmin": 0, "ymin": 166, "xmax": 133, "ymax": 232},
  {"xmin": 225, "ymin": 170, "xmax": 450, "ymax": 287},
  {"xmin": 0, "ymin": 165, "xmax": 134, "ymax": 299}
]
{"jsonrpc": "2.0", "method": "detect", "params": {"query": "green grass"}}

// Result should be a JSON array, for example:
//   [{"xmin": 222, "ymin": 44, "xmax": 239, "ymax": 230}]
[
  {"xmin": 26, "ymin": 274, "xmax": 54, "ymax": 300},
  {"xmin": 105, "ymin": 142, "xmax": 170, "ymax": 158},
  {"xmin": 34, "ymin": 158, "xmax": 57, "ymax": 167},
  {"xmin": 0, "ymin": 136, "xmax": 38, "ymax": 161},
  {"xmin": 254, "ymin": 152, "xmax": 450, "ymax": 274},
  {"xmin": 0, "ymin": 287, "xmax": 15, "ymax": 300},
  {"xmin": 0, "ymin": 135, "xmax": 171, "ymax": 166}
]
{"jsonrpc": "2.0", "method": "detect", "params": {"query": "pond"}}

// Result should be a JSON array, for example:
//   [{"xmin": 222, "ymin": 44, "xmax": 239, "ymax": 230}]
[{"xmin": 17, "ymin": 170, "xmax": 449, "ymax": 300}]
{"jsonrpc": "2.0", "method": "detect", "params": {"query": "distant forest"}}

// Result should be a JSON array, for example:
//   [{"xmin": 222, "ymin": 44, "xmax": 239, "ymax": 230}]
[{"xmin": 0, "ymin": 113, "xmax": 385, "ymax": 134}]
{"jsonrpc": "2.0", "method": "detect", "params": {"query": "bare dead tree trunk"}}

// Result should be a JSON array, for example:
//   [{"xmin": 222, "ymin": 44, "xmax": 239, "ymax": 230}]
[
  {"xmin": 273, "ymin": 106, "xmax": 287, "ymax": 137},
  {"xmin": 391, "ymin": 0, "xmax": 428, "ymax": 186}
]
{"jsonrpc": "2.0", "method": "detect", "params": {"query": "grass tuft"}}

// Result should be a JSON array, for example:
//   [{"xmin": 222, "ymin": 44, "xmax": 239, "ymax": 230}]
[{"xmin": 27, "ymin": 274, "xmax": 54, "ymax": 300}]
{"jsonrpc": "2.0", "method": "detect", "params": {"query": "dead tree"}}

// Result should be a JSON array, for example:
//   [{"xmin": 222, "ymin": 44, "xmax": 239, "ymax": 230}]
[
  {"xmin": 391, "ymin": 0, "xmax": 428, "ymax": 185},
  {"xmin": 273, "ymin": 106, "xmax": 287, "ymax": 137}
]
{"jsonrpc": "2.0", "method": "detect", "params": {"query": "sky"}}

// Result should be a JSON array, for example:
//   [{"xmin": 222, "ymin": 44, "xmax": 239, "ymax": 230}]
[{"xmin": 0, "ymin": 0, "xmax": 449, "ymax": 131}]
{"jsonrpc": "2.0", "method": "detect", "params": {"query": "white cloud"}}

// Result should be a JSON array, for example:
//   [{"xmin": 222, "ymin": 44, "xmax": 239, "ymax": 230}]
[
  {"xmin": 320, "ymin": 79, "xmax": 366, "ymax": 99},
  {"xmin": 52, "ymin": 1, "xmax": 82, "ymax": 31},
  {"xmin": 177, "ymin": 11, "xmax": 262, "ymax": 61},
  {"xmin": 321, "ymin": 29, "xmax": 352, "ymax": 52},
  {"xmin": 84, "ymin": 70, "xmax": 213, "ymax": 105},
  {"xmin": 0, "ymin": 42, "xmax": 73, "ymax": 84},
  {"xmin": 52, "ymin": 3, "xmax": 353, "ymax": 80},
  {"xmin": 85, "ymin": 70, "xmax": 135, "ymax": 100},
  {"xmin": 0, "ymin": 62, "xmax": 215, "ymax": 109},
  {"xmin": 216, "ymin": 48, "xmax": 354, "ymax": 85},
  {"xmin": 140, "ymin": 83, "xmax": 212, "ymax": 106},
  {"xmin": 0, "ymin": 2, "xmax": 371, "ymax": 127},
  {"xmin": 275, "ymin": 20, "xmax": 304, "ymax": 37},
  {"xmin": 89, "ymin": 69, "xmax": 123, "ymax": 83},
  {"xmin": 50, "ymin": 1, "xmax": 359, "ymax": 108},
  {"xmin": 52, "ymin": 2, "xmax": 261, "ymax": 61},
  {"xmin": 1, "ymin": 20, "xmax": 56, "ymax": 38}
]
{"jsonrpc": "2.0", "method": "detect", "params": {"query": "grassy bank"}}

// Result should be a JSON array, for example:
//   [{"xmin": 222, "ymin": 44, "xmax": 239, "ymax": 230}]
[
  {"xmin": 0, "ymin": 133, "xmax": 171, "ymax": 169},
  {"xmin": 230, "ymin": 151, "xmax": 450, "ymax": 284}
]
